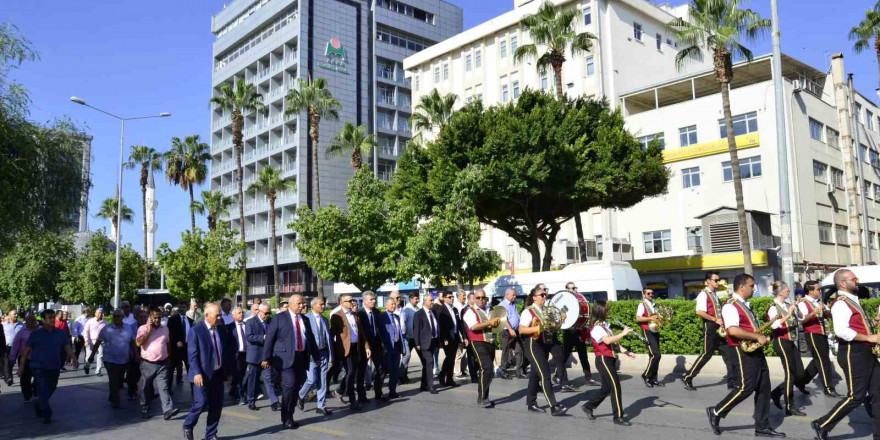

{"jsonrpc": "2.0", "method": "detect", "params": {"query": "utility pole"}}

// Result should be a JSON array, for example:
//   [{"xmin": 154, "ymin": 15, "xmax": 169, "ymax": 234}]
[{"xmin": 771, "ymin": 0, "xmax": 794, "ymax": 288}]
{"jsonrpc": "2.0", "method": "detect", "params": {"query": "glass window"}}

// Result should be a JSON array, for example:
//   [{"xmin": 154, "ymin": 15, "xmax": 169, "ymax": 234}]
[
  {"xmin": 475, "ymin": 50, "xmax": 482, "ymax": 68},
  {"xmin": 809, "ymin": 118, "xmax": 824, "ymax": 141},
  {"xmin": 679, "ymin": 125, "xmax": 698, "ymax": 146},
  {"xmin": 414, "ymin": 75, "xmax": 419, "ymax": 91},
  {"xmin": 501, "ymin": 84, "xmax": 509, "ymax": 103},
  {"xmin": 856, "ymin": 103, "xmax": 863, "ymax": 124},
  {"xmin": 813, "ymin": 160, "xmax": 827, "ymax": 182},
  {"xmin": 682, "ymin": 166, "xmax": 700, "ymax": 188},
  {"xmin": 541, "ymin": 73, "xmax": 549, "ymax": 91},
  {"xmin": 633, "ymin": 22, "xmax": 643, "ymax": 40},
  {"xmin": 583, "ymin": 6, "xmax": 592, "ymax": 26},
  {"xmin": 722, "ymin": 156, "xmax": 762, "ymax": 182},
  {"xmin": 872, "ymin": 149, "xmax": 880, "ymax": 168},
  {"xmin": 434, "ymin": 67, "xmax": 440, "ymax": 83},
  {"xmin": 686, "ymin": 226, "xmax": 703, "ymax": 252},
  {"xmin": 875, "ymin": 184, "xmax": 880, "ymax": 200},
  {"xmin": 443, "ymin": 63, "xmax": 449, "ymax": 80},
  {"xmin": 500, "ymin": 40, "xmax": 507, "ymax": 58},
  {"xmin": 826, "ymin": 127, "xmax": 839, "ymax": 148},
  {"xmin": 719, "ymin": 112, "xmax": 758, "ymax": 138},
  {"xmin": 465, "ymin": 54, "xmax": 472, "ymax": 71},
  {"xmin": 513, "ymin": 80, "xmax": 520, "ymax": 99},
  {"xmin": 643, "ymin": 230, "xmax": 671, "ymax": 254},
  {"xmin": 868, "ymin": 110, "xmax": 875, "ymax": 130},
  {"xmin": 862, "ymin": 144, "xmax": 869, "ymax": 163},
  {"xmin": 867, "ymin": 180, "xmax": 874, "ymax": 199},
  {"xmin": 585, "ymin": 55, "xmax": 595, "ymax": 76},
  {"xmin": 656, "ymin": 33, "xmax": 662, "ymax": 50},
  {"xmin": 511, "ymin": 35, "xmax": 518, "ymax": 55},
  {"xmin": 835, "ymin": 224, "xmax": 849, "ymax": 245},
  {"xmin": 831, "ymin": 167, "xmax": 844, "ymax": 189},
  {"xmin": 637, "ymin": 133, "xmax": 665, "ymax": 150},
  {"xmin": 818, "ymin": 221, "xmax": 833, "ymax": 243}
]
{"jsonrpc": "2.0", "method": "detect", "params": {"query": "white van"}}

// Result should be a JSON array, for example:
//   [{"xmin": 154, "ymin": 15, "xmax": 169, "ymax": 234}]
[
  {"xmin": 820, "ymin": 265, "xmax": 880, "ymax": 297},
  {"xmin": 482, "ymin": 260, "xmax": 644, "ymax": 302}
]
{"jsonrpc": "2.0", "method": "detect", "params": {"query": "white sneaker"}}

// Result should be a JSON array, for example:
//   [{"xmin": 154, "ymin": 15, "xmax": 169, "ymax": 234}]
[{"xmin": 257, "ymin": 394, "xmax": 264, "ymax": 400}]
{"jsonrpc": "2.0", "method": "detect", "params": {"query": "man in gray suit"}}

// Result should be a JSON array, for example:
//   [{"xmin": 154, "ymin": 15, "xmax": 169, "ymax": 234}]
[{"xmin": 297, "ymin": 297, "xmax": 333, "ymax": 416}]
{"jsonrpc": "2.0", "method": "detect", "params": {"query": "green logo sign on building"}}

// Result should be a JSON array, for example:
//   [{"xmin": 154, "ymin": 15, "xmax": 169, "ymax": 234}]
[{"xmin": 318, "ymin": 37, "xmax": 350, "ymax": 75}]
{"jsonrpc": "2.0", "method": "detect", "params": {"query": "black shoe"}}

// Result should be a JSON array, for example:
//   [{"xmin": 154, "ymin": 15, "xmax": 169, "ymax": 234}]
[
  {"xmin": 500, "ymin": 373, "xmax": 512, "ymax": 380},
  {"xmin": 867, "ymin": 400, "xmax": 875, "ymax": 418},
  {"xmin": 771, "ymin": 390, "xmax": 782, "ymax": 410},
  {"xmin": 163, "ymin": 408, "xmax": 179, "ymax": 420},
  {"xmin": 350, "ymin": 404, "xmax": 362, "ymax": 411},
  {"xmin": 516, "ymin": 373, "xmax": 528, "ymax": 379},
  {"xmin": 248, "ymin": 404, "xmax": 258, "ymax": 411},
  {"xmin": 481, "ymin": 400, "xmax": 495, "ymax": 409},
  {"xmin": 429, "ymin": 388, "xmax": 438, "ymax": 395},
  {"xmin": 551, "ymin": 405, "xmax": 568, "ymax": 416},
  {"xmin": 560, "ymin": 384, "xmax": 577, "ymax": 393},
  {"xmin": 552, "ymin": 376, "xmax": 561, "ymax": 385},
  {"xmin": 141, "ymin": 410, "xmax": 150, "ymax": 419},
  {"xmin": 183, "ymin": 428, "xmax": 194, "ymax": 440},
  {"xmin": 586, "ymin": 378, "xmax": 600, "ymax": 386},
  {"xmin": 378, "ymin": 394, "xmax": 390, "ymax": 401},
  {"xmin": 297, "ymin": 398, "xmax": 304, "ymax": 411},
  {"xmin": 613, "ymin": 417, "xmax": 631, "ymax": 426},
  {"xmin": 96, "ymin": 372, "xmax": 103, "ymax": 377},
  {"xmin": 683, "ymin": 378, "xmax": 696, "ymax": 391},
  {"xmin": 643, "ymin": 377, "xmax": 654, "ymax": 388},
  {"xmin": 707, "ymin": 407, "xmax": 721, "ymax": 435},
  {"xmin": 823, "ymin": 389, "xmax": 840, "ymax": 398},
  {"xmin": 359, "ymin": 397, "xmax": 371, "ymax": 404},
  {"xmin": 811, "ymin": 420, "xmax": 829, "ymax": 440},
  {"xmin": 754, "ymin": 428, "xmax": 786, "ymax": 437},
  {"xmin": 527, "ymin": 404, "xmax": 546, "ymax": 413},
  {"xmin": 650, "ymin": 380, "xmax": 665, "ymax": 387},
  {"xmin": 785, "ymin": 407, "xmax": 806, "ymax": 417},
  {"xmin": 447, "ymin": 381, "xmax": 459, "ymax": 388},
  {"xmin": 388, "ymin": 392, "xmax": 399, "ymax": 399},
  {"xmin": 271, "ymin": 402, "xmax": 280, "ymax": 412},
  {"xmin": 283, "ymin": 420, "xmax": 299, "ymax": 430},
  {"xmin": 317, "ymin": 407, "xmax": 333, "ymax": 416},
  {"xmin": 338, "ymin": 393, "xmax": 348, "ymax": 404},
  {"xmin": 581, "ymin": 405, "xmax": 596, "ymax": 420},
  {"xmin": 796, "ymin": 383, "xmax": 809, "ymax": 395},
  {"xmin": 400, "ymin": 376, "xmax": 409, "ymax": 384},
  {"xmin": 727, "ymin": 384, "xmax": 737, "ymax": 390}
]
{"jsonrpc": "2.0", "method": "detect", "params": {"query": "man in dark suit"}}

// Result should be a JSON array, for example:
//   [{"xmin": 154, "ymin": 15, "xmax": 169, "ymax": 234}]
[
  {"xmin": 414, "ymin": 294, "xmax": 443, "ymax": 394},
  {"xmin": 262, "ymin": 294, "xmax": 315, "ymax": 430},
  {"xmin": 330, "ymin": 293, "xmax": 371, "ymax": 411},
  {"xmin": 226, "ymin": 307, "xmax": 248, "ymax": 405},
  {"xmin": 377, "ymin": 297, "xmax": 404, "ymax": 399},
  {"xmin": 182, "ymin": 303, "xmax": 232, "ymax": 440},
  {"xmin": 167, "ymin": 302, "xmax": 193, "ymax": 386},
  {"xmin": 356, "ymin": 292, "xmax": 385, "ymax": 402},
  {"xmin": 436, "ymin": 291, "xmax": 463, "ymax": 387},
  {"xmin": 245, "ymin": 303, "xmax": 278, "ymax": 411},
  {"xmin": 298, "ymin": 297, "xmax": 333, "ymax": 415}
]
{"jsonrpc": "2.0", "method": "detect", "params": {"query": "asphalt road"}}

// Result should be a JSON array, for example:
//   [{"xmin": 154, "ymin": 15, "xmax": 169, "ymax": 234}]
[{"xmin": 0, "ymin": 359, "xmax": 873, "ymax": 440}]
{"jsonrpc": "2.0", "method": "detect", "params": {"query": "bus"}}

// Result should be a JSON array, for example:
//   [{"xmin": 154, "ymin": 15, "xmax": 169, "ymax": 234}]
[{"xmin": 482, "ymin": 260, "xmax": 644, "ymax": 303}]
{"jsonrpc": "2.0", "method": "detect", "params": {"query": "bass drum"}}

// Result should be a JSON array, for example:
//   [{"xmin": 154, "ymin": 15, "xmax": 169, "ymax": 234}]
[{"xmin": 547, "ymin": 290, "xmax": 590, "ymax": 330}]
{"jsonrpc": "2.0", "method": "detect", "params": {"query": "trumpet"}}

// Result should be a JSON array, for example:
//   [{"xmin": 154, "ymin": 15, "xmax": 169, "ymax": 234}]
[
  {"xmin": 648, "ymin": 305, "xmax": 675, "ymax": 332},
  {"xmin": 741, "ymin": 320, "xmax": 774, "ymax": 353},
  {"xmin": 716, "ymin": 326, "xmax": 727, "ymax": 338},
  {"xmin": 611, "ymin": 318, "xmax": 650, "ymax": 345}
]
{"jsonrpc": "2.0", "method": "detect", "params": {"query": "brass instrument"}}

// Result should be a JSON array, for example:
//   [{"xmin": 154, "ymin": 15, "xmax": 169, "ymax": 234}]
[
  {"xmin": 716, "ymin": 326, "xmax": 727, "ymax": 338},
  {"xmin": 873, "ymin": 322, "xmax": 880, "ymax": 358},
  {"xmin": 540, "ymin": 305, "xmax": 565, "ymax": 333},
  {"xmin": 488, "ymin": 306, "xmax": 508, "ymax": 335},
  {"xmin": 612, "ymin": 318, "xmax": 650, "ymax": 346},
  {"xmin": 741, "ymin": 320, "xmax": 774, "ymax": 353},
  {"xmin": 823, "ymin": 319, "xmax": 838, "ymax": 356},
  {"xmin": 648, "ymin": 305, "xmax": 675, "ymax": 332}
]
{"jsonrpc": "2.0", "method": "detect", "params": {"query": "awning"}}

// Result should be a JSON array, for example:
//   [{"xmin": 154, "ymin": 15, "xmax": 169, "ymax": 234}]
[{"xmin": 630, "ymin": 250, "xmax": 771, "ymax": 274}]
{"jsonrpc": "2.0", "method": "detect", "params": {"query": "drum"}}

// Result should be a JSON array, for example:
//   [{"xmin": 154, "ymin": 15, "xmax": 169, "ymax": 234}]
[{"xmin": 548, "ymin": 290, "xmax": 590, "ymax": 330}]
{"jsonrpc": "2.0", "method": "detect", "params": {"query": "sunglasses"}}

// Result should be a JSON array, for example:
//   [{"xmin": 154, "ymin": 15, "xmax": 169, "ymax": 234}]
[
  {"xmin": 475, "ymin": 296, "xmax": 487, "ymax": 300},
  {"xmin": 346, "ymin": 299, "xmax": 357, "ymax": 303},
  {"xmin": 535, "ymin": 294, "xmax": 547, "ymax": 298},
  {"xmin": 710, "ymin": 278, "xmax": 721, "ymax": 282},
  {"xmin": 445, "ymin": 295, "xmax": 453, "ymax": 299}
]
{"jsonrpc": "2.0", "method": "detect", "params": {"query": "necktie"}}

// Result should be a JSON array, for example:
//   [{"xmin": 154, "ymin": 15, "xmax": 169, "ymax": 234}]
[
  {"xmin": 212, "ymin": 328, "xmax": 221, "ymax": 370},
  {"xmin": 295, "ymin": 316, "xmax": 303, "ymax": 351},
  {"xmin": 238, "ymin": 323, "xmax": 246, "ymax": 352},
  {"xmin": 368, "ymin": 312, "xmax": 375, "ymax": 335},
  {"xmin": 315, "ymin": 315, "xmax": 324, "ymax": 349},
  {"xmin": 391, "ymin": 313, "xmax": 399, "ymax": 343},
  {"xmin": 429, "ymin": 311, "xmax": 437, "ymax": 338}
]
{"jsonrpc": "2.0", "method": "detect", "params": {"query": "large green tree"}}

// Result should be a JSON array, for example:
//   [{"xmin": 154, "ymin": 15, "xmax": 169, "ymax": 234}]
[
  {"xmin": 410, "ymin": 88, "xmax": 458, "ymax": 141},
  {"xmin": 249, "ymin": 166, "xmax": 296, "ymax": 307},
  {"xmin": 192, "ymin": 190, "xmax": 235, "ymax": 232},
  {"xmin": 165, "ymin": 135, "xmax": 210, "ymax": 232},
  {"xmin": 58, "ymin": 232, "xmax": 144, "ymax": 307},
  {"xmin": 291, "ymin": 169, "xmax": 413, "ymax": 293},
  {"xmin": 668, "ymin": 0, "xmax": 769, "ymax": 274},
  {"xmin": 850, "ymin": 4, "xmax": 880, "ymax": 93},
  {"xmin": 327, "ymin": 122, "xmax": 376, "ymax": 171},
  {"xmin": 96, "ymin": 196, "xmax": 134, "ymax": 240},
  {"xmin": 0, "ymin": 231, "xmax": 74, "ymax": 309},
  {"xmin": 392, "ymin": 91, "xmax": 668, "ymax": 271},
  {"xmin": 124, "ymin": 144, "xmax": 163, "ymax": 288},
  {"xmin": 285, "ymin": 75, "xmax": 340, "ymax": 299},
  {"xmin": 156, "ymin": 222, "xmax": 244, "ymax": 304}
]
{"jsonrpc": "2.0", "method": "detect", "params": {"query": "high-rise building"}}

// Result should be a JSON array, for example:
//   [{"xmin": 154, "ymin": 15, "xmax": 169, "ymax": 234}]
[{"xmin": 210, "ymin": 0, "xmax": 462, "ymax": 299}]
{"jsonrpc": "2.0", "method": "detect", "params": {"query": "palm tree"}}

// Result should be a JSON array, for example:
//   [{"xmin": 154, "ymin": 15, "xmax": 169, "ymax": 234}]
[
  {"xmin": 210, "ymin": 78, "xmax": 265, "ymax": 307},
  {"xmin": 850, "ymin": 5, "xmax": 880, "ymax": 94},
  {"xmin": 327, "ymin": 123, "xmax": 377, "ymax": 171},
  {"xmin": 124, "ymin": 145, "xmax": 163, "ymax": 288},
  {"xmin": 249, "ymin": 166, "xmax": 296, "ymax": 308},
  {"xmin": 96, "ymin": 196, "xmax": 134, "ymax": 241},
  {"xmin": 410, "ymin": 88, "xmax": 458, "ymax": 139},
  {"xmin": 165, "ymin": 135, "xmax": 211, "ymax": 232},
  {"xmin": 669, "ymin": 0, "xmax": 769, "ymax": 274},
  {"xmin": 513, "ymin": 1, "xmax": 596, "ymax": 101},
  {"xmin": 192, "ymin": 190, "xmax": 235, "ymax": 232},
  {"xmin": 285, "ymin": 75, "xmax": 339, "ymax": 299}
]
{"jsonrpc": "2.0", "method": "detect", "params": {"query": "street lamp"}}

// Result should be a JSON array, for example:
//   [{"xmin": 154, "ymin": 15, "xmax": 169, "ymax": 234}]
[{"xmin": 69, "ymin": 96, "xmax": 171, "ymax": 310}]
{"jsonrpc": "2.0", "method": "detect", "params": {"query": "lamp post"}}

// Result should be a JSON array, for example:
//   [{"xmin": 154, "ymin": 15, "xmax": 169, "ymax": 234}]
[
  {"xmin": 70, "ymin": 96, "xmax": 170, "ymax": 310},
  {"xmin": 770, "ymin": 0, "xmax": 794, "ymax": 289}
]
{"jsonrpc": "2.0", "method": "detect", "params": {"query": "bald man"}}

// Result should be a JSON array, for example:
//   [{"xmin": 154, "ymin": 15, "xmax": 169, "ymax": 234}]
[{"xmin": 182, "ymin": 303, "xmax": 232, "ymax": 440}]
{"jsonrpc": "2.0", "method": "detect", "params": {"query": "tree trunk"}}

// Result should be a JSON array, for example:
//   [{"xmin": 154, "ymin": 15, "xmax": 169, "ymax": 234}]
[
  {"xmin": 234, "ymin": 109, "xmax": 248, "ymax": 309},
  {"xmin": 456, "ymin": 271, "xmax": 464, "ymax": 293},
  {"xmin": 189, "ymin": 185, "xmax": 196, "ymax": 232},
  {"xmin": 208, "ymin": 215, "xmax": 216, "ymax": 233},
  {"xmin": 573, "ymin": 213, "xmax": 587, "ymax": 262},
  {"xmin": 720, "ymin": 79, "xmax": 753, "ymax": 274},
  {"xmin": 270, "ymin": 196, "xmax": 280, "ymax": 310},
  {"xmin": 540, "ymin": 227, "xmax": 560, "ymax": 271},
  {"xmin": 142, "ymin": 168, "xmax": 149, "ymax": 289},
  {"xmin": 352, "ymin": 148, "xmax": 361, "ymax": 171},
  {"xmin": 529, "ymin": 238, "xmax": 541, "ymax": 272},
  {"xmin": 875, "ymin": 40, "xmax": 880, "ymax": 98},
  {"xmin": 310, "ymin": 109, "xmax": 325, "ymax": 300},
  {"xmin": 552, "ymin": 61, "xmax": 565, "ymax": 101}
]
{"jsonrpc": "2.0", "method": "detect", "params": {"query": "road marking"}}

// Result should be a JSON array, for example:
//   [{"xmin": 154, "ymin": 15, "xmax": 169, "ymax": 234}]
[
  {"xmin": 225, "ymin": 411, "xmax": 260, "ymax": 421},
  {"xmin": 655, "ymin": 403, "xmax": 813, "ymax": 423},
  {"xmin": 224, "ymin": 410, "xmax": 347, "ymax": 436}
]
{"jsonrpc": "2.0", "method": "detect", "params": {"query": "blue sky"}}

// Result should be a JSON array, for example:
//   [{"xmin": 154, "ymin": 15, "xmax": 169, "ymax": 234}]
[{"xmin": 3, "ymin": 0, "xmax": 880, "ymax": 251}]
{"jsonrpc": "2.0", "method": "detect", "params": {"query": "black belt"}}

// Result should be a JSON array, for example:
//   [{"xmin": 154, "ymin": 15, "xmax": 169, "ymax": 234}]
[{"xmin": 142, "ymin": 358, "xmax": 168, "ymax": 365}]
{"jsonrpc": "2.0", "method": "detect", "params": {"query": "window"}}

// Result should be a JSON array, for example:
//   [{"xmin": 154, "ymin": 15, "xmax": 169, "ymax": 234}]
[
  {"xmin": 376, "ymin": 25, "xmax": 434, "ymax": 51},
  {"xmin": 500, "ymin": 40, "xmax": 507, "ymax": 58},
  {"xmin": 722, "ymin": 156, "xmax": 762, "ymax": 182},
  {"xmin": 434, "ymin": 67, "xmax": 440, "ymax": 83},
  {"xmin": 541, "ymin": 73, "xmax": 549, "ymax": 91},
  {"xmin": 512, "ymin": 80, "xmax": 520, "ymax": 99},
  {"xmin": 719, "ymin": 112, "xmax": 758, "ymax": 138},
  {"xmin": 872, "ymin": 149, "xmax": 880, "ymax": 168},
  {"xmin": 376, "ymin": 0, "xmax": 435, "ymax": 25},
  {"xmin": 867, "ymin": 180, "xmax": 874, "ymax": 199},
  {"xmin": 465, "ymin": 54, "xmax": 472, "ymax": 71},
  {"xmin": 857, "ymin": 103, "xmax": 863, "ymax": 124},
  {"xmin": 643, "ymin": 230, "xmax": 671, "ymax": 253},
  {"xmin": 818, "ymin": 222, "xmax": 833, "ymax": 243},
  {"xmin": 656, "ymin": 33, "xmax": 662, "ymax": 50},
  {"xmin": 826, "ymin": 127, "xmax": 839, "ymax": 148},
  {"xmin": 637, "ymin": 133, "xmax": 665, "ymax": 150},
  {"xmin": 585, "ymin": 55, "xmax": 595, "ymax": 77},
  {"xmin": 583, "ymin": 6, "xmax": 592, "ymax": 26},
  {"xmin": 835, "ymin": 224, "xmax": 849, "ymax": 245},
  {"xmin": 875, "ymin": 184, "xmax": 880, "ymax": 200},
  {"xmin": 414, "ymin": 74, "xmax": 419, "ymax": 91},
  {"xmin": 809, "ymin": 118, "xmax": 824, "ymax": 141},
  {"xmin": 511, "ymin": 35, "xmax": 518, "ymax": 55},
  {"xmin": 686, "ymin": 226, "xmax": 703, "ymax": 252},
  {"xmin": 682, "ymin": 166, "xmax": 701, "ymax": 188},
  {"xmin": 501, "ymin": 84, "xmax": 509, "ymax": 103},
  {"xmin": 595, "ymin": 235, "xmax": 603, "ymax": 259},
  {"xmin": 868, "ymin": 110, "xmax": 875, "ymax": 130},
  {"xmin": 679, "ymin": 125, "xmax": 698, "ymax": 146},
  {"xmin": 813, "ymin": 160, "xmax": 828, "ymax": 182},
  {"xmin": 443, "ymin": 63, "xmax": 449, "ymax": 80},
  {"xmin": 831, "ymin": 167, "xmax": 844, "ymax": 189},
  {"xmin": 862, "ymin": 144, "xmax": 869, "ymax": 163},
  {"xmin": 475, "ymin": 50, "xmax": 482, "ymax": 68},
  {"xmin": 633, "ymin": 22, "xmax": 643, "ymax": 41}
]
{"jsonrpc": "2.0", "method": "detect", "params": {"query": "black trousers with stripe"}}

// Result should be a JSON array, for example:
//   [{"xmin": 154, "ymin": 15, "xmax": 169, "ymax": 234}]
[
  {"xmin": 557, "ymin": 329, "xmax": 591, "ymax": 384},
  {"xmin": 684, "ymin": 320, "xmax": 736, "ymax": 387},
  {"xmin": 642, "ymin": 330, "xmax": 661, "ymax": 382},
  {"xmin": 524, "ymin": 337, "xmax": 558, "ymax": 407},
  {"xmin": 800, "ymin": 332, "xmax": 835, "ymax": 392},
  {"xmin": 586, "ymin": 355, "xmax": 624, "ymax": 418},
  {"xmin": 771, "ymin": 337, "xmax": 805, "ymax": 411},
  {"xmin": 713, "ymin": 346, "xmax": 771, "ymax": 430},
  {"xmin": 815, "ymin": 342, "xmax": 880, "ymax": 438},
  {"xmin": 470, "ymin": 341, "xmax": 494, "ymax": 401}
]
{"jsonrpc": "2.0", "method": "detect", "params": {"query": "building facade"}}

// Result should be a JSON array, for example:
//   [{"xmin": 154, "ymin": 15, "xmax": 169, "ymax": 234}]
[{"xmin": 209, "ymin": 0, "xmax": 462, "ymax": 299}]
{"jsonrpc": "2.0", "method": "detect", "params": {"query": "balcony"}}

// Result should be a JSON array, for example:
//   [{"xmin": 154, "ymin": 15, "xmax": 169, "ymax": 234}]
[
  {"xmin": 213, "ymin": 115, "xmax": 231, "ymax": 128},
  {"xmin": 379, "ymin": 94, "xmax": 395, "ymax": 106},
  {"xmin": 212, "ymin": 139, "xmax": 232, "ymax": 153}
]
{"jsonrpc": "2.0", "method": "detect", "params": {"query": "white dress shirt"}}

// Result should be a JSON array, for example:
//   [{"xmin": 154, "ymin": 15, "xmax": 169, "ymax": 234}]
[
  {"xmin": 424, "ymin": 308, "xmax": 438, "ymax": 337},
  {"xmin": 445, "ymin": 303, "xmax": 459, "ymax": 333},
  {"xmin": 767, "ymin": 299, "xmax": 789, "ymax": 330},
  {"xmin": 221, "ymin": 311, "xmax": 234, "ymax": 325},
  {"xmin": 234, "ymin": 320, "xmax": 246, "ymax": 352},
  {"xmin": 797, "ymin": 296, "xmax": 822, "ymax": 318},
  {"xmin": 344, "ymin": 310, "xmax": 358, "ymax": 343},
  {"xmin": 288, "ymin": 310, "xmax": 306, "ymax": 351},
  {"xmin": 831, "ymin": 290, "xmax": 865, "ymax": 342},
  {"xmin": 591, "ymin": 322, "xmax": 613, "ymax": 344},
  {"xmin": 695, "ymin": 287, "xmax": 720, "ymax": 314},
  {"xmin": 519, "ymin": 305, "xmax": 543, "ymax": 329},
  {"xmin": 463, "ymin": 307, "xmax": 481, "ymax": 330},
  {"xmin": 636, "ymin": 300, "xmax": 655, "ymax": 318},
  {"xmin": 721, "ymin": 294, "xmax": 751, "ymax": 329}
]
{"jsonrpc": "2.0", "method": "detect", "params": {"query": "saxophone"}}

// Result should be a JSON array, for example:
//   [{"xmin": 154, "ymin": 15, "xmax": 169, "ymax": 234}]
[{"xmin": 740, "ymin": 320, "xmax": 774, "ymax": 353}]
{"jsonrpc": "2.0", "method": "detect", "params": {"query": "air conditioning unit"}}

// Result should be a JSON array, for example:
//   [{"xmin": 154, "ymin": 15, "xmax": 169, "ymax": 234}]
[
  {"xmin": 826, "ymin": 182, "xmax": 835, "ymax": 194},
  {"xmin": 792, "ymin": 78, "xmax": 804, "ymax": 93}
]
